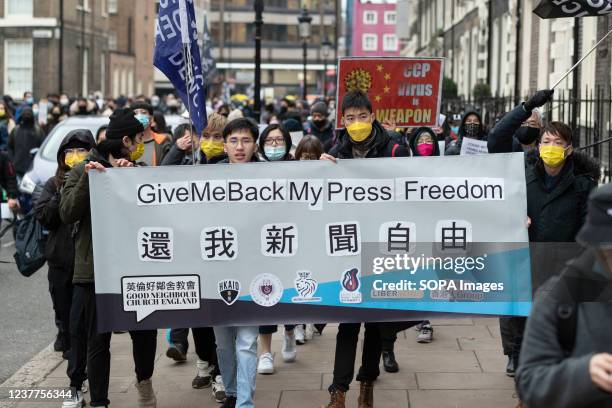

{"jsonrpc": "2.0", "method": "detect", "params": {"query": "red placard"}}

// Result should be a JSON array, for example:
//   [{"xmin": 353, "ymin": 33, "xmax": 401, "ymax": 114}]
[{"xmin": 335, "ymin": 57, "xmax": 444, "ymax": 128}]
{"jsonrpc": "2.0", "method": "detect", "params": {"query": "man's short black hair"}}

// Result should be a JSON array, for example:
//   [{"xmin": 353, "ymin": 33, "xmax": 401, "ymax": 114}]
[
  {"xmin": 222, "ymin": 117, "xmax": 259, "ymax": 142},
  {"xmin": 341, "ymin": 91, "xmax": 372, "ymax": 115},
  {"xmin": 173, "ymin": 123, "xmax": 195, "ymax": 142}
]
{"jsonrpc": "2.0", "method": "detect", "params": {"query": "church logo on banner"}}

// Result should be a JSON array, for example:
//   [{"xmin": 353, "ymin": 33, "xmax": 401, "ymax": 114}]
[
  {"xmin": 340, "ymin": 268, "xmax": 362, "ymax": 304},
  {"xmin": 250, "ymin": 273, "xmax": 283, "ymax": 307}
]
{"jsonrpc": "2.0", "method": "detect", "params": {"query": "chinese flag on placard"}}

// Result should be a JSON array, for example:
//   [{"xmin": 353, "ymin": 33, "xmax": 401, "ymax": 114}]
[{"xmin": 335, "ymin": 58, "xmax": 444, "ymax": 128}]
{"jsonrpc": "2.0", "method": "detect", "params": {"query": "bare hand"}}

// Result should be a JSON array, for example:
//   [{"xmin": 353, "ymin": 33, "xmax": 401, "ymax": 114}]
[
  {"xmin": 526, "ymin": 217, "xmax": 531, "ymax": 228},
  {"xmin": 320, "ymin": 153, "xmax": 337, "ymax": 164},
  {"xmin": 7, "ymin": 198, "xmax": 19, "ymax": 212},
  {"xmin": 382, "ymin": 119, "xmax": 397, "ymax": 130},
  {"xmin": 589, "ymin": 353, "xmax": 612, "ymax": 392},
  {"xmin": 115, "ymin": 158, "xmax": 134, "ymax": 168},
  {"xmin": 84, "ymin": 161, "xmax": 106, "ymax": 173},
  {"xmin": 176, "ymin": 134, "xmax": 192, "ymax": 151}
]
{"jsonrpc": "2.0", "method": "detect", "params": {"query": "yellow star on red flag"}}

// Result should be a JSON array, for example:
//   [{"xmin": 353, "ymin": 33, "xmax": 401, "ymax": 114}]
[
  {"xmin": 376, "ymin": 65, "xmax": 384, "ymax": 72},
  {"xmin": 374, "ymin": 95, "xmax": 382, "ymax": 102}
]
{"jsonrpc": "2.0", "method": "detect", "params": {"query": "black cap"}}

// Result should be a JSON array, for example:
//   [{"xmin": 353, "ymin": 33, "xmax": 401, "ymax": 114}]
[
  {"xmin": 106, "ymin": 108, "xmax": 144, "ymax": 140},
  {"xmin": 576, "ymin": 183, "xmax": 612, "ymax": 246}
]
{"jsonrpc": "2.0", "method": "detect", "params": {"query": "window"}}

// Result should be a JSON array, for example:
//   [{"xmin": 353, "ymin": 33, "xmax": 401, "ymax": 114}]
[
  {"xmin": 4, "ymin": 40, "xmax": 33, "ymax": 98},
  {"xmin": 108, "ymin": 32, "xmax": 117, "ymax": 51},
  {"xmin": 108, "ymin": 0, "xmax": 118, "ymax": 14},
  {"xmin": 383, "ymin": 34, "xmax": 397, "ymax": 52},
  {"xmin": 78, "ymin": 0, "xmax": 90, "ymax": 10},
  {"xmin": 363, "ymin": 11, "xmax": 377, "ymax": 25},
  {"xmin": 6, "ymin": 0, "xmax": 33, "ymax": 16},
  {"xmin": 384, "ymin": 11, "xmax": 396, "ymax": 25},
  {"xmin": 81, "ymin": 48, "xmax": 89, "ymax": 96},
  {"xmin": 362, "ymin": 34, "xmax": 377, "ymax": 51}
]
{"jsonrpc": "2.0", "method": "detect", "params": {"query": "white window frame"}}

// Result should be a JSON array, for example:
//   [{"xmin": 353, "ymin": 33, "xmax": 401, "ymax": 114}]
[
  {"xmin": 384, "ymin": 11, "xmax": 396, "ymax": 25},
  {"xmin": 362, "ymin": 34, "xmax": 378, "ymax": 52},
  {"xmin": 5, "ymin": 0, "xmax": 33, "ymax": 17},
  {"xmin": 108, "ymin": 0, "xmax": 118, "ymax": 14},
  {"xmin": 77, "ymin": 0, "xmax": 91, "ymax": 12},
  {"xmin": 383, "ymin": 34, "xmax": 397, "ymax": 52},
  {"xmin": 108, "ymin": 32, "xmax": 117, "ymax": 51},
  {"xmin": 363, "ymin": 11, "xmax": 377, "ymax": 25},
  {"xmin": 3, "ymin": 39, "xmax": 33, "ymax": 99}
]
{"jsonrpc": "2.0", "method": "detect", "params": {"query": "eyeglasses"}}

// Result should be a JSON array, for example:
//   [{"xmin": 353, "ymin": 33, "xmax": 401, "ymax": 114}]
[
  {"xmin": 226, "ymin": 138, "xmax": 254, "ymax": 147},
  {"xmin": 264, "ymin": 137, "xmax": 285, "ymax": 147}
]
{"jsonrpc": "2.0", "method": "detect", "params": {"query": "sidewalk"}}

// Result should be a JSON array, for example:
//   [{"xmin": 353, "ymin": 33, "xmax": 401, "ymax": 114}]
[{"xmin": 14, "ymin": 318, "xmax": 519, "ymax": 408}]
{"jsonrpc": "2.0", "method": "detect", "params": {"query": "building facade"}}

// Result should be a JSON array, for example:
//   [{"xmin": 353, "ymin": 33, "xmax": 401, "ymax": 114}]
[
  {"xmin": 349, "ymin": 0, "xmax": 399, "ymax": 57},
  {"xmin": 0, "ymin": 0, "xmax": 155, "ymax": 100}
]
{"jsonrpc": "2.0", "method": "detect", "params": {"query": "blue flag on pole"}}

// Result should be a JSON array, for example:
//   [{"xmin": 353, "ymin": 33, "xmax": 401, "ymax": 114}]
[
  {"xmin": 201, "ymin": 16, "xmax": 217, "ymax": 83},
  {"xmin": 154, "ymin": 0, "xmax": 207, "ymax": 133}
]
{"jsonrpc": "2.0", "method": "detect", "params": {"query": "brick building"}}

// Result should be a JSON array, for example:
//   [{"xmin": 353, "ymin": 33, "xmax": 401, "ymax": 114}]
[
  {"xmin": 348, "ymin": 0, "xmax": 399, "ymax": 57},
  {"xmin": 0, "ymin": 0, "xmax": 155, "ymax": 100}
]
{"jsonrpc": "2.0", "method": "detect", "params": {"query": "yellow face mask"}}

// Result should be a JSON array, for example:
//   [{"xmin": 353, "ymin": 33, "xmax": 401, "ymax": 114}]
[
  {"xmin": 64, "ymin": 151, "xmax": 89, "ymax": 168},
  {"xmin": 539, "ymin": 145, "xmax": 567, "ymax": 168},
  {"xmin": 200, "ymin": 139, "xmax": 224, "ymax": 158},
  {"xmin": 130, "ymin": 142, "xmax": 145, "ymax": 161},
  {"xmin": 346, "ymin": 121, "xmax": 373, "ymax": 143}
]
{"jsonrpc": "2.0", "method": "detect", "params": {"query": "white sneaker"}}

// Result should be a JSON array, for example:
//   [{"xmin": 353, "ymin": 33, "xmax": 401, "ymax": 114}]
[
  {"xmin": 282, "ymin": 332, "xmax": 297, "ymax": 362},
  {"xmin": 294, "ymin": 325, "xmax": 306, "ymax": 345},
  {"xmin": 212, "ymin": 375, "xmax": 226, "ymax": 403},
  {"xmin": 81, "ymin": 380, "xmax": 88, "ymax": 394},
  {"xmin": 257, "ymin": 352, "xmax": 275, "ymax": 374},
  {"xmin": 416, "ymin": 323, "xmax": 434, "ymax": 343},
  {"xmin": 304, "ymin": 324, "xmax": 314, "ymax": 340},
  {"xmin": 62, "ymin": 388, "xmax": 84, "ymax": 408}
]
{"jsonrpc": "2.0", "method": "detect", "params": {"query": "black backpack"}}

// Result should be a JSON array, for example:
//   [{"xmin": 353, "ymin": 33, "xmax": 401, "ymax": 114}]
[{"xmin": 13, "ymin": 210, "xmax": 47, "ymax": 277}]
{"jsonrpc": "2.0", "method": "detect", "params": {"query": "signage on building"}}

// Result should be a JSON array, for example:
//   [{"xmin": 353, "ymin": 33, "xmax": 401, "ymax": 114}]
[
  {"xmin": 32, "ymin": 30, "xmax": 53, "ymax": 39},
  {"xmin": 335, "ymin": 57, "xmax": 444, "ymax": 128}
]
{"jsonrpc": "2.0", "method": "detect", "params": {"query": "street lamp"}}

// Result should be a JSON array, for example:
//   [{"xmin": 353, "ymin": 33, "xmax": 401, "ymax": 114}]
[
  {"xmin": 254, "ymin": 0, "xmax": 264, "ymax": 122},
  {"xmin": 321, "ymin": 36, "xmax": 332, "ymax": 97},
  {"xmin": 298, "ymin": 7, "xmax": 312, "ymax": 101}
]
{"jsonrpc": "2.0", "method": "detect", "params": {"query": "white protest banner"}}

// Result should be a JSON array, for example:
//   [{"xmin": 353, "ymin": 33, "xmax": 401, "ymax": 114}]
[
  {"xmin": 460, "ymin": 138, "xmax": 489, "ymax": 155},
  {"xmin": 90, "ymin": 154, "xmax": 531, "ymax": 331}
]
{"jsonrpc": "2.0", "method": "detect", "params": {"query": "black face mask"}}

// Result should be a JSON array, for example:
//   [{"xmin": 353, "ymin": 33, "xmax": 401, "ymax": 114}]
[
  {"xmin": 78, "ymin": 106, "xmax": 88, "ymax": 115},
  {"xmin": 515, "ymin": 126, "xmax": 540, "ymax": 145},
  {"xmin": 313, "ymin": 119, "xmax": 327, "ymax": 128},
  {"xmin": 464, "ymin": 123, "xmax": 482, "ymax": 139}
]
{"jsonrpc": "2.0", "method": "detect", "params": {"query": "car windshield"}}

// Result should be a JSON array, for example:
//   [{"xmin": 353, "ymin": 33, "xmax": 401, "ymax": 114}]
[{"xmin": 40, "ymin": 124, "xmax": 104, "ymax": 161}]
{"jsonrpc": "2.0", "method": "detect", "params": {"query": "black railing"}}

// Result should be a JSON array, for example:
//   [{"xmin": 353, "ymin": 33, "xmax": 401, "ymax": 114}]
[{"xmin": 442, "ymin": 87, "xmax": 612, "ymax": 182}]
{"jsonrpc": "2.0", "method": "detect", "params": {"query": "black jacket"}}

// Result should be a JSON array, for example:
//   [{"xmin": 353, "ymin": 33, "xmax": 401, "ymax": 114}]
[
  {"xmin": 445, "ymin": 111, "xmax": 487, "ymax": 156},
  {"xmin": 8, "ymin": 107, "xmax": 45, "ymax": 174},
  {"xmin": 517, "ymin": 248, "xmax": 612, "ymax": 408},
  {"xmin": 35, "ymin": 177, "xmax": 75, "ymax": 269},
  {"xmin": 526, "ymin": 150, "xmax": 599, "ymax": 243},
  {"xmin": 160, "ymin": 144, "xmax": 227, "ymax": 166},
  {"xmin": 487, "ymin": 104, "xmax": 531, "ymax": 153},
  {"xmin": 328, "ymin": 120, "xmax": 410, "ymax": 159}
]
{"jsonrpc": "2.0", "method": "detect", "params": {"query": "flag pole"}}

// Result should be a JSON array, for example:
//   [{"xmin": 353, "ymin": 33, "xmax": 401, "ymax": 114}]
[
  {"xmin": 551, "ymin": 27, "xmax": 612, "ymax": 90},
  {"xmin": 178, "ymin": 0, "xmax": 200, "ymax": 166}
]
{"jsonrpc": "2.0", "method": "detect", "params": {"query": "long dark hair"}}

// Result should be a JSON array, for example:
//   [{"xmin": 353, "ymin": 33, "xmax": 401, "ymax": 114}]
[
  {"xmin": 96, "ymin": 134, "xmax": 137, "ymax": 161},
  {"xmin": 258, "ymin": 124, "xmax": 293, "ymax": 161},
  {"xmin": 0, "ymin": 101, "xmax": 13, "ymax": 120}
]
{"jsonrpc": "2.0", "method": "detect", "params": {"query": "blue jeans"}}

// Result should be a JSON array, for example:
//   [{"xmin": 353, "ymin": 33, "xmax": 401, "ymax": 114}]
[{"xmin": 214, "ymin": 326, "xmax": 258, "ymax": 408}]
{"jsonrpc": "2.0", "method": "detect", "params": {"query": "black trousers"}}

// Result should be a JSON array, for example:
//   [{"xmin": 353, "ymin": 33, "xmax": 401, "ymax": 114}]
[
  {"xmin": 48, "ymin": 266, "xmax": 73, "ymax": 336},
  {"xmin": 329, "ymin": 323, "xmax": 381, "ymax": 392},
  {"xmin": 258, "ymin": 325, "xmax": 296, "ymax": 335},
  {"xmin": 380, "ymin": 321, "xmax": 423, "ymax": 351},
  {"xmin": 79, "ymin": 284, "xmax": 157, "ymax": 407},
  {"xmin": 169, "ymin": 327, "xmax": 219, "ymax": 376},
  {"xmin": 499, "ymin": 317, "xmax": 526, "ymax": 358},
  {"xmin": 67, "ymin": 285, "xmax": 88, "ymax": 390}
]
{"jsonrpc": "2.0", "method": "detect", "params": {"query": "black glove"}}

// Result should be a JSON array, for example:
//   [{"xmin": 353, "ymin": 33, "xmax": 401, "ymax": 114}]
[{"xmin": 524, "ymin": 89, "xmax": 554, "ymax": 112}]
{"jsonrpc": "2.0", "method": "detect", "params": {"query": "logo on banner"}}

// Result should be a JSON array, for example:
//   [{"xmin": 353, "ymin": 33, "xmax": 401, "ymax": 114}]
[
  {"xmin": 292, "ymin": 271, "xmax": 321, "ymax": 303},
  {"xmin": 250, "ymin": 273, "xmax": 283, "ymax": 307},
  {"xmin": 340, "ymin": 268, "xmax": 362, "ymax": 304},
  {"xmin": 218, "ymin": 279, "xmax": 240, "ymax": 306}
]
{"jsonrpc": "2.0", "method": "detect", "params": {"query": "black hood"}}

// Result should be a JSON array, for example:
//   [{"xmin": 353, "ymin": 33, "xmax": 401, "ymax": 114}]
[
  {"xmin": 409, "ymin": 127, "xmax": 440, "ymax": 156},
  {"xmin": 57, "ymin": 129, "xmax": 96, "ymax": 162},
  {"xmin": 459, "ymin": 111, "xmax": 485, "ymax": 140},
  {"xmin": 19, "ymin": 106, "xmax": 34, "ymax": 124}
]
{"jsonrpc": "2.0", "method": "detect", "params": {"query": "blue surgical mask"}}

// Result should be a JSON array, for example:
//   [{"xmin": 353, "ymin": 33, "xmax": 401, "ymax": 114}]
[
  {"xmin": 33, "ymin": 108, "xmax": 39, "ymax": 116},
  {"xmin": 264, "ymin": 146, "xmax": 286, "ymax": 161},
  {"xmin": 26, "ymin": 97, "xmax": 34, "ymax": 105},
  {"xmin": 451, "ymin": 126, "xmax": 460, "ymax": 134},
  {"xmin": 135, "ymin": 114, "xmax": 150, "ymax": 129}
]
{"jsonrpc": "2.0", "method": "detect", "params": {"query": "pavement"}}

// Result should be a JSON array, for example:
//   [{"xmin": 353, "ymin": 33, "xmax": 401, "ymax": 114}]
[{"xmin": 3, "ymin": 318, "xmax": 520, "ymax": 408}]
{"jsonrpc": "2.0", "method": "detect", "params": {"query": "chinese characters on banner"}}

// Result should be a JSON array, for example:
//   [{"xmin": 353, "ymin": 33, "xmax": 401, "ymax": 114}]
[{"xmin": 335, "ymin": 57, "xmax": 444, "ymax": 128}]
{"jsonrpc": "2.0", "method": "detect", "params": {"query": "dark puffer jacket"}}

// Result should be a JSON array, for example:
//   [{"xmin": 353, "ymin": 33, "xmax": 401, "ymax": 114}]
[{"xmin": 328, "ymin": 120, "xmax": 410, "ymax": 159}]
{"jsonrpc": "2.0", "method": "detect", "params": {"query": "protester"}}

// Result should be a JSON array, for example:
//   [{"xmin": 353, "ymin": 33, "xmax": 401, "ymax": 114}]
[
  {"xmin": 0, "ymin": 150, "xmax": 18, "ymax": 220},
  {"xmin": 162, "ymin": 113, "xmax": 227, "ymax": 166},
  {"xmin": 305, "ymin": 102, "xmax": 334, "ymax": 146},
  {"xmin": 214, "ymin": 117, "xmax": 260, "ymax": 408},
  {"xmin": 320, "ymin": 90, "xmax": 409, "ymax": 408},
  {"xmin": 0, "ymin": 101, "xmax": 16, "ymax": 151},
  {"xmin": 294, "ymin": 135, "xmax": 324, "ymax": 161},
  {"xmin": 445, "ymin": 111, "xmax": 486, "ymax": 155},
  {"xmin": 96, "ymin": 125, "xmax": 108, "ymax": 144},
  {"xmin": 59, "ymin": 109, "xmax": 158, "ymax": 408},
  {"xmin": 8, "ymin": 106, "xmax": 45, "ymax": 178},
  {"xmin": 70, "ymin": 97, "xmax": 96, "ymax": 116},
  {"xmin": 34, "ymin": 130, "xmax": 95, "ymax": 407},
  {"xmin": 151, "ymin": 110, "xmax": 171, "ymax": 137},
  {"xmin": 129, "ymin": 102, "xmax": 172, "ymax": 166},
  {"xmin": 446, "ymin": 113, "xmax": 462, "ymax": 143},
  {"xmin": 407, "ymin": 127, "xmax": 441, "ymax": 157},
  {"xmin": 15, "ymin": 91, "xmax": 34, "ymax": 122},
  {"xmin": 488, "ymin": 91, "xmax": 600, "ymax": 378},
  {"xmin": 516, "ymin": 183, "xmax": 612, "ymax": 408},
  {"xmin": 258, "ymin": 124, "xmax": 293, "ymax": 162}
]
